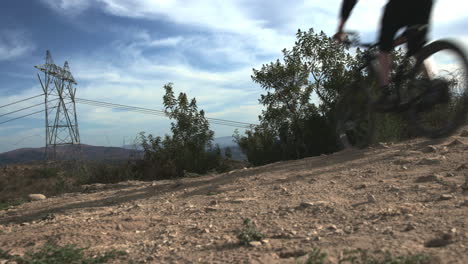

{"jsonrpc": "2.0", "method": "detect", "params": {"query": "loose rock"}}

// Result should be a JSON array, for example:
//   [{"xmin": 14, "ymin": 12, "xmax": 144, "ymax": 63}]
[
  {"xmin": 367, "ymin": 194, "xmax": 377, "ymax": 203},
  {"xmin": 249, "ymin": 241, "xmax": 262, "ymax": 247},
  {"xmin": 28, "ymin": 194, "xmax": 46, "ymax": 201},
  {"xmin": 378, "ymin": 142, "xmax": 390, "ymax": 149},
  {"xmin": 422, "ymin": 145, "xmax": 437, "ymax": 153},
  {"xmin": 354, "ymin": 184, "xmax": 367, "ymax": 190},
  {"xmin": 440, "ymin": 194, "xmax": 453, "ymax": 200}
]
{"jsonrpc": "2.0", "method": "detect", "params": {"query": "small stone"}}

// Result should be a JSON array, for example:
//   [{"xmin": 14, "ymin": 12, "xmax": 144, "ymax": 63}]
[
  {"xmin": 404, "ymin": 223, "xmax": 416, "ymax": 232},
  {"xmin": 422, "ymin": 145, "xmax": 437, "ymax": 153},
  {"xmin": 344, "ymin": 226, "xmax": 354, "ymax": 234},
  {"xmin": 28, "ymin": 194, "xmax": 46, "ymax": 201},
  {"xmin": 367, "ymin": 194, "xmax": 377, "ymax": 203},
  {"xmin": 116, "ymin": 224, "xmax": 124, "ymax": 231},
  {"xmin": 354, "ymin": 184, "xmax": 367, "ymax": 190},
  {"xmin": 261, "ymin": 239, "xmax": 269, "ymax": 244},
  {"xmin": 440, "ymin": 194, "xmax": 453, "ymax": 200},
  {"xmin": 327, "ymin": 225, "xmax": 337, "ymax": 231},
  {"xmin": 402, "ymin": 166, "xmax": 408, "ymax": 170},
  {"xmin": 378, "ymin": 142, "xmax": 390, "ymax": 148},
  {"xmin": 249, "ymin": 241, "xmax": 262, "ymax": 247},
  {"xmin": 299, "ymin": 201, "xmax": 328, "ymax": 209},
  {"xmin": 299, "ymin": 202, "xmax": 315, "ymax": 208},
  {"xmin": 230, "ymin": 198, "xmax": 256, "ymax": 203},
  {"xmin": 445, "ymin": 172, "xmax": 455, "ymax": 177},
  {"xmin": 209, "ymin": 200, "xmax": 218, "ymax": 206}
]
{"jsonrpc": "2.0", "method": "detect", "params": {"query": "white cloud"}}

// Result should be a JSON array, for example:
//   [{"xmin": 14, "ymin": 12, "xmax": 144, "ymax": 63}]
[
  {"xmin": 433, "ymin": 0, "xmax": 468, "ymax": 25},
  {"xmin": 0, "ymin": 30, "xmax": 35, "ymax": 61},
  {"xmin": 39, "ymin": 0, "xmax": 92, "ymax": 16}
]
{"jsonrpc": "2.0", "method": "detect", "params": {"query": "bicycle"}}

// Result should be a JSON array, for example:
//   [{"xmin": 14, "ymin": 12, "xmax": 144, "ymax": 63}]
[{"xmin": 335, "ymin": 26, "xmax": 468, "ymax": 149}]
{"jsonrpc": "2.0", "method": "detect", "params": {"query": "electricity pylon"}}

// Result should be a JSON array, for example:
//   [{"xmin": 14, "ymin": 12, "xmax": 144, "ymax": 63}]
[{"xmin": 35, "ymin": 50, "xmax": 80, "ymax": 159}]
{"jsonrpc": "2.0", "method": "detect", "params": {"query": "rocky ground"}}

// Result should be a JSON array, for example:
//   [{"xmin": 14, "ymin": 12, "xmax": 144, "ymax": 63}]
[{"xmin": 0, "ymin": 130, "xmax": 467, "ymax": 263}]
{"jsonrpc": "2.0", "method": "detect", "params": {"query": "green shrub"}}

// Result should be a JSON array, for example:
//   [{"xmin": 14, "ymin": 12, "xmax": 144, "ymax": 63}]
[{"xmin": 236, "ymin": 218, "xmax": 265, "ymax": 246}]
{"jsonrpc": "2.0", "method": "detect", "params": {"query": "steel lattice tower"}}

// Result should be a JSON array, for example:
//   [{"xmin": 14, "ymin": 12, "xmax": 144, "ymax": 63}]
[{"xmin": 35, "ymin": 50, "xmax": 80, "ymax": 159}]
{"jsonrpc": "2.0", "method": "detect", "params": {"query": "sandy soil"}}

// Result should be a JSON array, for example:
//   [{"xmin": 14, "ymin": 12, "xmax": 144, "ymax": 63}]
[{"xmin": 0, "ymin": 130, "xmax": 467, "ymax": 263}]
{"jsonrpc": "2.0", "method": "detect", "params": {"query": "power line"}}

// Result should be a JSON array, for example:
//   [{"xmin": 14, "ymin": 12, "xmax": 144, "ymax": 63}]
[
  {"xmin": 78, "ymin": 99, "xmax": 251, "ymax": 129},
  {"xmin": 0, "ymin": 102, "xmax": 45, "ymax": 118},
  {"xmin": 0, "ymin": 94, "xmax": 44, "ymax": 109},
  {"xmin": 76, "ymin": 98, "xmax": 257, "ymax": 129},
  {"xmin": 0, "ymin": 95, "xmax": 258, "ymax": 129},
  {"xmin": 0, "ymin": 98, "xmax": 61, "ymax": 119},
  {"xmin": 77, "ymin": 100, "xmax": 249, "ymax": 128},
  {"xmin": 0, "ymin": 109, "xmax": 45, "ymax": 125}
]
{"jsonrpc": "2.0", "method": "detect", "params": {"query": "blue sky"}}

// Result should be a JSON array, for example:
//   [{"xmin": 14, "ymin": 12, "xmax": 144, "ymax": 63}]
[{"xmin": 0, "ymin": 0, "xmax": 467, "ymax": 153}]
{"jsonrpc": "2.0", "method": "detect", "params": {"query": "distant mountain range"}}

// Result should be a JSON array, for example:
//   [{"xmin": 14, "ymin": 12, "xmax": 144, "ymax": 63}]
[{"xmin": 0, "ymin": 136, "xmax": 245, "ymax": 166}]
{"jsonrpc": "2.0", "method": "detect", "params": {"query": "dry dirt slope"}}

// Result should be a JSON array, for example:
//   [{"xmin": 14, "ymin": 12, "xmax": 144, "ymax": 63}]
[{"xmin": 1, "ymin": 130, "xmax": 468, "ymax": 263}]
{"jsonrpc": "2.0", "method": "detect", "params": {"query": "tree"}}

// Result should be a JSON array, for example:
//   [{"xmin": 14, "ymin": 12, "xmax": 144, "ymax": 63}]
[
  {"xmin": 139, "ymin": 83, "xmax": 221, "ymax": 179},
  {"xmin": 237, "ymin": 29, "xmax": 355, "ymax": 165}
]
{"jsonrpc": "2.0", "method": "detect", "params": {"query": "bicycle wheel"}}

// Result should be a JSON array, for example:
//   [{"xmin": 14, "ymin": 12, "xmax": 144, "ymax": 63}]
[
  {"xmin": 335, "ymin": 82, "xmax": 376, "ymax": 149},
  {"xmin": 408, "ymin": 40, "xmax": 468, "ymax": 138}
]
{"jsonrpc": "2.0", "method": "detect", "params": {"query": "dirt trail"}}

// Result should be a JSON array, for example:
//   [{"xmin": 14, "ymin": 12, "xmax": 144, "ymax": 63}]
[{"xmin": 1, "ymin": 130, "xmax": 467, "ymax": 263}]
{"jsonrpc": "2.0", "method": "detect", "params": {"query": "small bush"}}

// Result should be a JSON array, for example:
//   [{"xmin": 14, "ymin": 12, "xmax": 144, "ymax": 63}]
[{"xmin": 236, "ymin": 218, "xmax": 265, "ymax": 246}]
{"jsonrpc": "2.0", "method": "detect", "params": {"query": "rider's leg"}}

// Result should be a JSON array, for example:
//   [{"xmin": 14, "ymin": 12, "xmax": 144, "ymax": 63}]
[{"xmin": 374, "ymin": 1, "xmax": 404, "ymax": 106}]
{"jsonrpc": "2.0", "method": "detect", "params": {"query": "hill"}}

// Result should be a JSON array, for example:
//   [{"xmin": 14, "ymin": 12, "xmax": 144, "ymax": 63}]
[
  {"xmin": 0, "ymin": 129, "xmax": 467, "ymax": 263},
  {"xmin": 0, "ymin": 137, "xmax": 244, "ymax": 166},
  {"xmin": 0, "ymin": 144, "xmax": 141, "ymax": 166}
]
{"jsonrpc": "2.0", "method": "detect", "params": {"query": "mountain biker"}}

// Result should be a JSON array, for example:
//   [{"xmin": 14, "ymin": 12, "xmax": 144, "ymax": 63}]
[{"xmin": 334, "ymin": 0, "xmax": 434, "ymax": 107}]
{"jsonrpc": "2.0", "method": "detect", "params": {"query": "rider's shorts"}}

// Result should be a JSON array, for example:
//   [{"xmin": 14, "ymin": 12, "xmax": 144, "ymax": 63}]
[{"xmin": 379, "ymin": 0, "xmax": 433, "ymax": 56}]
